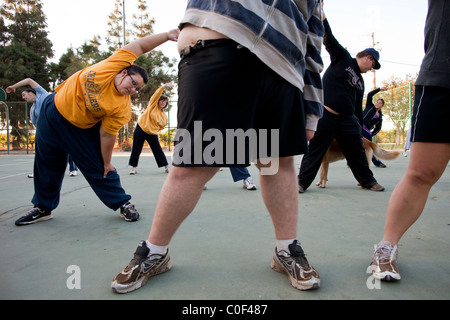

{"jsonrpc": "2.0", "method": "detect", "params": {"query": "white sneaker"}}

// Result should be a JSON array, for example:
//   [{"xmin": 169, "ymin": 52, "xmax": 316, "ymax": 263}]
[
  {"xmin": 402, "ymin": 151, "xmax": 408, "ymax": 157},
  {"xmin": 164, "ymin": 165, "xmax": 170, "ymax": 173},
  {"xmin": 243, "ymin": 177, "xmax": 256, "ymax": 190},
  {"xmin": 27, "ymin": 173, "xmax": 34, "ymax": 178},
  {"xmin": 69, "ymin": 170, "xmax": 78, "ymax": 176},
  {"xmin": 369, "ymin": 241, "xmax": 401, "ymax": 281},
  {"xmin": 129, "ymin": 167, "xmax": 137, "ymax": 175}
]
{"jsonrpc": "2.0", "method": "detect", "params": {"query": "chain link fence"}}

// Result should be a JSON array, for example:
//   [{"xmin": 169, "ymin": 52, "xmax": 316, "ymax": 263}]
[
  {"xmin": 1, "ymin": 84, "xmax": 415, "ymax": 154},
  {"xmin": 0, "ymin": 100, "xmax": 177, "ymax": 154}
]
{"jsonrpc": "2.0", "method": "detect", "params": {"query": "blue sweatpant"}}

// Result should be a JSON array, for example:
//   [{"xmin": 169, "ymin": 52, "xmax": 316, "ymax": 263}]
[{"xmin": 32, "ymin": 93, "xmax": 131, "ymax": 212}]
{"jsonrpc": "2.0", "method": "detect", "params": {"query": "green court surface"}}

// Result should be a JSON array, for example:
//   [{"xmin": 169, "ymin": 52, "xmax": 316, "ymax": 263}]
[{"xmin": 0, "ymin": 152, "xmax": 449, "ymax": 300}]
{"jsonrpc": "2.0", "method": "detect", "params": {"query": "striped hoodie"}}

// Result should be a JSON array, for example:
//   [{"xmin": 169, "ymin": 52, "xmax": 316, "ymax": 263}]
[{"xmin": 180, "ymin": 0, "xmax": 324, "ymax": 130}]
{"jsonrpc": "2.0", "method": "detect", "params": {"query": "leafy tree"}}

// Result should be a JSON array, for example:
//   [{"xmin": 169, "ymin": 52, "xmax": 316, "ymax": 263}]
[
  {"xmin": 0, "ymin": 0, "xmax": 53, "ymax": 149},
  {"xmin": 378, "ymin": 75, "xmax": 417, "ymax": 144},
  {"xmin": 106, "ymin": 0, "xmax": 128, "ymax": 52},
  {"xmin": 131, "ymin": 0, "xmax": 154, "ymax": 38}
]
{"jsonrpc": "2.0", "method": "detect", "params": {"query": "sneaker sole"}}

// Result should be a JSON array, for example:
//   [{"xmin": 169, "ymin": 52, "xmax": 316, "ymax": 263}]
[
  {"xmin": 15, "ymin": 214, "xmax": 53, "ymax": 226},
  {"xmin": 373, "ymin": 271, "xmax": 401, "ymax": 281},
  {"xmin": 270, "ymin": 258, "xmax": 320, "ymax": 290},
  {"xmin": 120, "ymin": 213, "xmax": 139, "ymax": 222},
  {"xmin": 111, "ymin": 258, "xmax": 173, "ymax": 294}
]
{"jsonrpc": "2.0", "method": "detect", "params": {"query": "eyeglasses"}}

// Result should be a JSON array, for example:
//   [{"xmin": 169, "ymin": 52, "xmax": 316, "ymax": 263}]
[
  {"xmin": 368, "ymin": 55, "xmax": 376, "ymax": 68},
  {"xmin": 128, "ymin": 74, "xmax": 141, "ymax": 93}
]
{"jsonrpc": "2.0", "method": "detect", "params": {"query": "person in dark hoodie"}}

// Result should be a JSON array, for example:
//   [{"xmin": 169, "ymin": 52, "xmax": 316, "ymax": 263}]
[
  {"xmin": 298, "ymin": 8, "xmax": 384, "ymax": 193},
  {"xmin": 362, "ymin": 86, "xmax": 388, "ymax": 167}
]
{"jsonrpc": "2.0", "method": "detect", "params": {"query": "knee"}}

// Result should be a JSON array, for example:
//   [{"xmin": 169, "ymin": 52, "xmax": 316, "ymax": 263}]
[
  {"xmin": 406, "ymin": 167, "xmax": 441, "ymax": 187},
  {"xmin": 169, "ymin": 166, "xmax": 219, "ymax": 185}
]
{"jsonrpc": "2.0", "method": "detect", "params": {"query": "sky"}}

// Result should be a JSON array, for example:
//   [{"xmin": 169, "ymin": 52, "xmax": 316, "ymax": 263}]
[{"xmin": 39, "ymin": 0, "xmax": 428, "ymax": 89}]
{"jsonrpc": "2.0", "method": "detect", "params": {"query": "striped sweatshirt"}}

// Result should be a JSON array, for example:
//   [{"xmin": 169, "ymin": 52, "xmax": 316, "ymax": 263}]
[{"xmin": 180, "ymin": 0, "xmax": 324, "ymax": 130}]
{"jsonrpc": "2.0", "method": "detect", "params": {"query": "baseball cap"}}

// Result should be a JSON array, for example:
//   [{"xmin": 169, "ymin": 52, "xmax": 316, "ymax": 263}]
[{"xmin": 363, "ymin": 48, "xmax": 381, "ymax": 70}]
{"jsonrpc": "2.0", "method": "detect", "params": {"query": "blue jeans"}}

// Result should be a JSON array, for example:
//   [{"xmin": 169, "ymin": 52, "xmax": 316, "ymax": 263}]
[
  {"xmin": 32, "ymin": 93, "xmax": 131, "ymax": 212},
  {"xmin": 229, "ymin": 167, "xmax": 251, "ymax": 182},
  {"xmin": 68, "ymin": 154, "xmax": 77, "ymax": 171}
]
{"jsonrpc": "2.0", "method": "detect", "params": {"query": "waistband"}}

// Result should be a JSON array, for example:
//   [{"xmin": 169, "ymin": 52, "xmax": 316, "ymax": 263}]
[{"xmin": 180, "ymin": 39, "xmax": 242, "ymax": 58}]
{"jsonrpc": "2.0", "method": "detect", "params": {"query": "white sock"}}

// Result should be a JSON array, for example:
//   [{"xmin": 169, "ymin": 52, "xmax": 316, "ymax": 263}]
[
  {"xmin": 276, "ymin": 239, "xmax": 296, "ymax": 253},
  {"xmin": 145, "ymin": 240, "xmax": 168, "ymax": 256}
]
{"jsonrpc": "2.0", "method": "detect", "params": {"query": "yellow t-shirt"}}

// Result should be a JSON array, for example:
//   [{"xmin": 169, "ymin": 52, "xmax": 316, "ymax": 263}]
[
  {"xmin": 54, "ymin": 49, "xmax": 138, "ymax": 135},
  {"xmin": 138, "ymin": 86, "xmax": 168, "ymax": 135}
]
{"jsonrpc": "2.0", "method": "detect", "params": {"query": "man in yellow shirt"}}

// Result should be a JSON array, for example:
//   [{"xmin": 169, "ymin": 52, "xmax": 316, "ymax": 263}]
[
  {"xmin": 14, "ymin": 29, "xmax": 180, "ymax": 226},
  {"xmin": 128, "ymin": 83, "xmax": 173, "ymax": 174}
]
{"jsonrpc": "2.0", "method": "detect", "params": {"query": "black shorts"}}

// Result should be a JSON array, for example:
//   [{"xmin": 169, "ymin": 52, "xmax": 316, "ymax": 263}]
[
  {"xmin": 410, "ymin": 85, "xmax": 450, "ymax": 143},
  {"xmin": 173, "ymin": 39, "xmax": 308, "ymax": 167}
]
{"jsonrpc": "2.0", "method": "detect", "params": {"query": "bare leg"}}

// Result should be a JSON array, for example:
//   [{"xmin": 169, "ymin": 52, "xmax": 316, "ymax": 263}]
[
  {"xmin": 257, "ymin": 156, "xmax": 298, "ymax": 240},
  {"xmin": 382, "ymin": 142, "xmax": 450, "ymax": 245},
  {"xmin": 148, "ymin": 166, "xmax": 219, "ymax": 245}
]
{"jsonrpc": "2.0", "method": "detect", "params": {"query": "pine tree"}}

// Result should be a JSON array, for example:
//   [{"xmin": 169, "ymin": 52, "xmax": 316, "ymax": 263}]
[
  {"xmin": 0, "ymin": 0, "xmax": 53, "ymax": 90},
  {"xmin": 0, "ymin": 0, "xmax": 53, "ymax": 149}
]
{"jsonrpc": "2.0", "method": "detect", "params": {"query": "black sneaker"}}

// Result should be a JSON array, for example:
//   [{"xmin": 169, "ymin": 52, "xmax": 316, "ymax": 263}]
[
  {"xmin": 120, "ymin": 202, "xmax": 140, "ymax": 222},
  {"xmin": 111, "ymin": 240, "xmax": 172, "ymax": 293},
  {"xmin": 15, "ymin": 207, "xmax": 53, "ymax": 226},
  {"xmin": 271, "ymin": 240, "xmax": 320, "ymax": 290}
]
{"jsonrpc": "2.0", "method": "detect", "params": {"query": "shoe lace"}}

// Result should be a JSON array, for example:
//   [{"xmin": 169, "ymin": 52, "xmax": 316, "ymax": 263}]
[
  {"xmin": 27, "ymin": 207, "xmax": 44, "ymax": 216},
  {"xmin": 373, "ymin": 243, "xmax": 395, "ymax": 264},
  {"xmin": 126, "ymin": 242, "xmax": 148, "ymax": 269},
  {"xmin": 288, "ymin": 241, "xmax": 310, "ymax": 269},
  {"xmin": 123, "ymin": 203, "xmax": 137, "ymax": 214},
  {"xmin": 290, "ymin": 251, "xmax": 310, "ymax": 269}
]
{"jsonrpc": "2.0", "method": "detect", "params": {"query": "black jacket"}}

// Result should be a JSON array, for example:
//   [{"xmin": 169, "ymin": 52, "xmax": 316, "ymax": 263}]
[
  {"xmin": 322, "ymin": 18, "xmax": 365, "ymax": 124},
  {"xmin": 362, "ymin": 88, "xmax": 383, "ymax": 136}
]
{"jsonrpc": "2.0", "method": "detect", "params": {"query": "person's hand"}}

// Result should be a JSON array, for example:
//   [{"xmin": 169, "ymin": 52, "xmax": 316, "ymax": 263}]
[
  {"xmin": 321, "ymin": 1, "xmax": 326, "ymax": 21},
  {"xmin": 163, "ymin": 83, "xmax": 174, "ymax": 89},
  {"xmin": 306, "ymin": 129, "xmax": 315, "ymax": 141},
  {"xmin": 166, "ymin": 29, "xmax": 180, "ymax": 42},
  {"xmin": 380, "ymin": 86, "xmax": 387, "ymax": 91},
  {"xmin": 103, "ymin": 163, "xmax": 115, "ymax": 178},
  {"xmin": 5, "ymin": 86, "xmax": 15, "ymax": 94}
]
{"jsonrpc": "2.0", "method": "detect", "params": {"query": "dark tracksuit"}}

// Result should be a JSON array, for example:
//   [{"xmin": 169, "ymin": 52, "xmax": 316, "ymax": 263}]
[
  {"xmin": 32, "ymin": 93, "xmax": 131, "ymax": 212},
  {"xmin": 362, "ymin": 88, "xmax": 384, "ymax": 166},
  {"xmin": 298, "ymin": 18, "xmax": 378, "ymax": 190},
  {"xmin": 128, "ymin": 124, "xmax": 168, "ymax": 168}
]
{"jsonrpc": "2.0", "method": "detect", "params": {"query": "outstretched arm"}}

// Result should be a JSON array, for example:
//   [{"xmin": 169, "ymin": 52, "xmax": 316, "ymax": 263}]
[
  {"xmin": 6, "ymin": 78, "xmax": 40, "ymax": 93},
  {"xmin": 123, "ymin": 29, "xmax": 180, "ymax": 57},
  {"xmin": 100, "ymin": 124, "xmax": 117, "ymax": 178}
]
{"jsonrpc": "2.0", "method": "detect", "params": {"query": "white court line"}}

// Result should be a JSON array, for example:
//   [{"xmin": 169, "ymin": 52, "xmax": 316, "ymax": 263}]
[
  {"xmin": 0, "ymin": 172, "xmax": 31, "ymax": 180},
  {"xmin": 0, "ymin": 161, "xmax": 30, "ymax": 167}
]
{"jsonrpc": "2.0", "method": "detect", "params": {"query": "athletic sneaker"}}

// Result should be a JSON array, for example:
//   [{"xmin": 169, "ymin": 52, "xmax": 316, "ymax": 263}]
[
  {"xmin": 369, "ymin": 241, "xmax": 401, "ymax": 281},
  {"xmin": 15, "ymin": 207, "xmax": 53, "ymax": 226},
  {"xmin": 129, "ymin": 167, "xmax": 137, "ymax": 175},
  {"xmin": 69, "ymin": 170, "xmax": 78, "ymax": 176},
  {"xmin": 243, "ymin": 177, "xmax": 256, "ymax": 190},
  {"xmin": 111, "ymin": 240, "xmax": 172, "ymax": 293},
  {"xmin": 164, "ymin": 165, "xmax": 170, "ymax": 173},
  {"xmin": 27, "ymin": 173, "xmax": 34, "ymax": 178},
  {"xmin": 271, "ymin": 240, "xmax": 320, "ymax": 290},
  {"xmin": 120, "ymin": 202, "xmax": 140, "ymax": 222}
]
